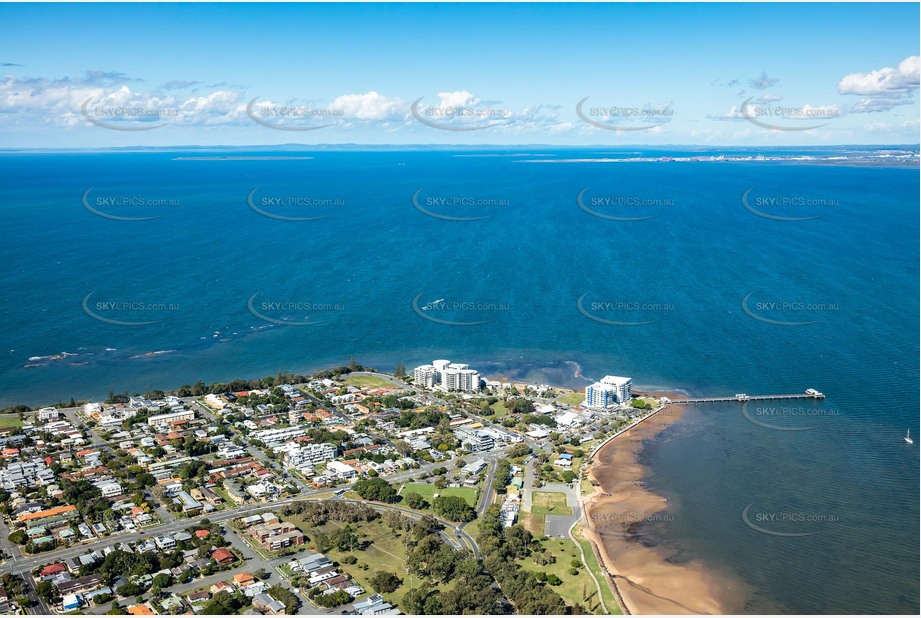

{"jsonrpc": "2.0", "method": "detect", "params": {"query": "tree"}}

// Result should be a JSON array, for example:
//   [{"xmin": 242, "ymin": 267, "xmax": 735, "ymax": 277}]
[
  {"xmin": 546, "ymin": 573, "xmax": 562, "ymax": 585},
  {"xmin": 267, "ymin": 585, "xmax": 301, "ymax": 613},
  {"xmin": 404, "ymin": 492, "xmax": 428, "ymax": 510},
  {"xmin": 336, "ymin": 525, "xmax": 361, "ymax": 552},
  {"xmin": 502, "ymin": 525, "xmax": 533, "ymax": 559},
  {"xmin": 392, "ymin": 439, "xmax": 413, "ymax": 456},
  {"xmin": 507, "ymin": 398, "xmax": 535, "ymax": 414},
  {"xmin": 369, "ymin": 571, "xmax": 402, "ymax": 594},
  {"xmin": 201, "ymin": 590, "xmax": 241, "ymax": 615},
  {"xmin": 7, "ymin": 530, "xmax": 27, "ymax": 545},
  {"xmin": 353, "ymin": 477, "xmax": 399, "ymax": 503},
  {"xmin": 432, "ymin": 495, "xmax": 475, "ymax": 522},
  {"xmin": 494, "ymin": 460, "xmax": 512, "ymax": 494},
  {"xmin": 402, "ymin": 587, "xmax": 434, "ymax": 615},
  {"xmin": 508, "ymin": 442, "xmax": 531, "ymax": 459},
  {"xmin": 35, "ymin": 580, "xmax": 56, "ymax": 602},
  {"xmin": 152, "ymin": 573, "xmax": 172, "ymax": 588},
  {"xmin": 313, "ymin": 589, "xmax": 352, "ymax": 608},
  {"xmin": 117, "ymin": 582, "xmax": 143, "ymax": 597},
  {"xmin": 394, "ymin": 362, "xmax": 406, "ymax": 378}
]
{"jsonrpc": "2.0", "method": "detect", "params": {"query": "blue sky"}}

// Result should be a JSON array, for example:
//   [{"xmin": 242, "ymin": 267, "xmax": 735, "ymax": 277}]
[{"xmin": 1, "ymin": 2, "xmax": 918, "ymax": 147}]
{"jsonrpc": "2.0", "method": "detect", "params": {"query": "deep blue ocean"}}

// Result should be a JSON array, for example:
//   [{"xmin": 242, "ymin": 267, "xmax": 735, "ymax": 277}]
[{"xmin": 1, "ymin": 147, "xmax": 918, "ymax": 613}]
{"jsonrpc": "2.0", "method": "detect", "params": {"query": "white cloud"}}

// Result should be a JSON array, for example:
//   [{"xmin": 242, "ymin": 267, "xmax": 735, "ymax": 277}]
[
  {"xmin": 0, "ymin": 72, "xmax": 247, "ymax": 128},
  {"xmin": 838, "ymin": 56, "xmax": 920, "ymax": 113},
  {"xmin": 435, "ymin": 90, "xmax": 480, "ymax": 108},
  {"xmin": 328, "ymin": 91, "xmax": 406, "ymax": 121}
]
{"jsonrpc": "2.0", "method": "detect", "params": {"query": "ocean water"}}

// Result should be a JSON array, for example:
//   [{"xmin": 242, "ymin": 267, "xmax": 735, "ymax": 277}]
[{"xmin": 0, "ymin": 147, "xmax": 918, "ymax": 613}]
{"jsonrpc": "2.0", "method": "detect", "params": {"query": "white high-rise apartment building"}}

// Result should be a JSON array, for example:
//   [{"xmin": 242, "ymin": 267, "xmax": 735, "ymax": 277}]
[
  {"xmin": 412, "ymin": 360, "xmax": 481, "ymax": 392},
  {"xmin": 585, "ymin": 375, "xmax": 632, "ymax": 410}
]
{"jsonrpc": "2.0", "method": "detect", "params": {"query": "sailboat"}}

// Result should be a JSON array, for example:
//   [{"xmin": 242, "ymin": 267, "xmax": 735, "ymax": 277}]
[{"xmin": 905, "ymin": 429, "xmax": 913, "ymax": 444}]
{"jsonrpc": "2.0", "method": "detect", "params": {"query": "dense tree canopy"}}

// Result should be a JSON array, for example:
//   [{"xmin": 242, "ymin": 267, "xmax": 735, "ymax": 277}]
[
  {"xmin": 432, "ymin": 495, "xmax": 476, "ymax": 522},
  {"xmin": 353, "ymin": 477, "xmax": 399, "ymax": 503},
  {"xmin": 369, "ymin": 571, "xmax": 402, "ymax": 594},
  {"xmin": 404, "ymin": 492, "xmax": 428, "ymax": 510}
]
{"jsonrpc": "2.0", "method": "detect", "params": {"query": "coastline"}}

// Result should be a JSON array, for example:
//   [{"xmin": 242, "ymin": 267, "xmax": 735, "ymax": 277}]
[{"xmin": 580, "ymin": 397, "xmax": 750, "ymax": 615}]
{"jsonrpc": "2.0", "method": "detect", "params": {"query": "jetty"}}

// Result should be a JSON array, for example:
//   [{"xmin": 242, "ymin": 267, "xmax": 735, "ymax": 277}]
[{"xmin": 669, "ymin": 389, "xmax": 824, "ymax": 404}]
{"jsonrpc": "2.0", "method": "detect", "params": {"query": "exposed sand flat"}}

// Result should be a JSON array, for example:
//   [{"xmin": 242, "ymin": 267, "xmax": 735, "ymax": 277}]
[{"xmin": 582, "ymin": 402, "xmax": 750, "ymax": 615}]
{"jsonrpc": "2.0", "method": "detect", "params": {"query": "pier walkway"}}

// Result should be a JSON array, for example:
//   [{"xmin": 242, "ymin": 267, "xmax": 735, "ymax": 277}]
[{"xmin": 670, "ymin": 389, "xmax": 825, "ymax": 404}]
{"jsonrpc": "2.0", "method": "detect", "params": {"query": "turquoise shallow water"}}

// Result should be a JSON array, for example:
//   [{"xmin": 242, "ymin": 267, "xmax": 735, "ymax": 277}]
[{"xmin": 0, "ymin": 147, "xmax": 918, "ymax": 613}]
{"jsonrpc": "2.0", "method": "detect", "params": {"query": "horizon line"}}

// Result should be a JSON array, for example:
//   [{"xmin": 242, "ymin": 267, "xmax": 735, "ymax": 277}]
[{"xmin": 1, "ymin": 143, "xmax": 918, "ymax": 152}]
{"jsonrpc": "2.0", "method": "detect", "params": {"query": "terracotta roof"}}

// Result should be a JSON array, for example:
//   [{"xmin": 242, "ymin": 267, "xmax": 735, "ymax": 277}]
[
  {"xmin": 40, "ymin": 563, "xmax": 66, "ymax": 576},
  {"xmin": 233, "ymin": 572, "xmax": 255, "ymax": 585},
  {"xmin": 18, "ymin": 505, "xmax": 76, "ymax": 522}
]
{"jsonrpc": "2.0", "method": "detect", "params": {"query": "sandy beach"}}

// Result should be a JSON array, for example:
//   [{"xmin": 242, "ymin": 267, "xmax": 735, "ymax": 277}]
[{"xmin": 581, "ymin": 399, "xmax": 751, "ymax": 615}]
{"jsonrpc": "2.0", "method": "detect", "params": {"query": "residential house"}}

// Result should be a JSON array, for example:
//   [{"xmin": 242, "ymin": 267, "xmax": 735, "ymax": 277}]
[
  {"xmin": 210, "ymin": 581, "xmax": 234, "ymax": 595},
  {"xmin": 186, "ymin": 590, "xmax": 210, "ymax": 606},
  {"xmin": 56, "ymin": 574, "xmax": 105, "ymax": 597},
  {"xmin": 223, "ymin": 480, "xmax": 247, "ymax": 505},
  {"xmin": 211, "ymin": 548, "xmax": 235, "ymax": 565},
  {"xmin": 62, "ymin": 594, "xmax": 82, "ymax": 611}
]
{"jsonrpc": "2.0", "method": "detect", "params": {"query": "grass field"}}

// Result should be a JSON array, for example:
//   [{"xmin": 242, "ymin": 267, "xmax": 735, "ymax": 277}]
[
  {"xmin": 489, "ymin": 400, "xmax": 509, "ymax": 415},
  {"xmin": 517, "ymin": 534, "xmax": 610, "ymax": 614},
  {"xmin": 0, "ymin": 415, "xmax": 24, "ymax": 429},
  {"xmin": 556, "ymin": 392, "xmax": 585, "ymax": 406},
  {"xmin": 400, "ymin": 482, "xmax": 477, "ymax": 507},
  {"xmin": 343, "ymin": 375, "xmax": 394, "ymax": 389},
  {"xmin": 521, "ymin": 509, "xmax": 545, "ymax": 535},
  {"xmin": 631, "ymin": 397, "xmax": 657, "ymax": 410},
  {"xmin": 531, "ymin": 491, "xmax": 573, "ymax": 516}
]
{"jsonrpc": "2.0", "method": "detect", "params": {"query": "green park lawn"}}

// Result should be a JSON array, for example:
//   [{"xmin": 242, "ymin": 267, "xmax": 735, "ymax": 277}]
[
  {"xmin": 400, "ymin": 482, "xmax": 477, "ymax": 507},
  {"xmin": 531, "ymin": 491, "xmax": 572, "ymax": 516},
  {"xmin": 0, "ymin": 415, "xmax": 24, "ymax": 429},
  {"xmin": 342, "ymin": 375, "xmax": 394, "ymax": 389},
  {"xmin": 556, "ymin": 392, "xmax": 585, "ymax": 406}
]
